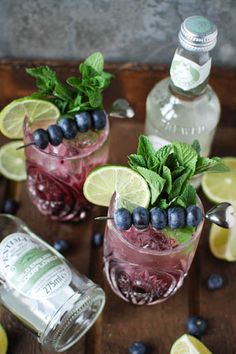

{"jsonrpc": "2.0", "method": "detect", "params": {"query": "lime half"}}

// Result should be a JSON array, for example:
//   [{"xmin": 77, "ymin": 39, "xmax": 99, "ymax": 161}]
[
  {"xmin": 170, "ymin": 334, "xmax": 212, "ymax": 354},
  {"xmin": 209, "ymin": 223, "xmax": 236, "ymax": 261},
  {"xmin": 0, "ymin": 324, "xmax": 8, "ymax": 354},
  {"xmin": 83, "ymin": 166, "xmax": 150, "ymax": 208},
  {"xmin": 0, "ymin": 141, "xmax": 26, "ymax": 181},
  {"xmin": 0, "ymin": 98, "xmax": 60, "ymax": 139},
  {"xmin": 202, "ymin": 157, "xmax": 236, "ymax": 204}
]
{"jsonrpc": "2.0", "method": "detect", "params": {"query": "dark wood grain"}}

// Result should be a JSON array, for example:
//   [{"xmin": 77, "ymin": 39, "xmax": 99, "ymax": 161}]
[{"xmin": 0, "ymin": 61, "xmax": 236, "ymax": 354}]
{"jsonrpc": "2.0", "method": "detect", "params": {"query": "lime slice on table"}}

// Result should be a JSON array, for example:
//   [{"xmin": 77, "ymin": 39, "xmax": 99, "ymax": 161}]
[
  {"xmin": 170, "ymin": 334, "xmax": 212, "ymax": 354},
  {"xmin": 209, "ymin": 223, "xmax": 236, "ymax": 261},
  {"xmin": 0, "ymin": 324, "xmax": 8, "ymax": 354},
  {"xmin": 83, "ymin": 166, "xmax": 150, "ymax": 208},
  {"xmin": 0, "ymin": 98, "xmax": 60, "ymax": 139},
  {"xmin": 202, "ymin": 157, "xmax": 236, "ymax": 204},
  {"xmin": 0, "ymin": 141, "xmax": 26, "ymax": 181}
]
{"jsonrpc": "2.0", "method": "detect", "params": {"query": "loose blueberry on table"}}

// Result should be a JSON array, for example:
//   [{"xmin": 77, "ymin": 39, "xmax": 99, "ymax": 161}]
[
  {"xmin": 2, "ymin": 199, "xmax": 19, "ymax": 214},
  {"xmin": 207, "ymin": 273, "xmax": 224, "ymax": 290},
  {"xmin": 128, "ymin": 341, "xmax": 148, "ymax": 354},
  {"xmin": 186, "ymin": 315, "xmax": 207, "ymax": 337},
  {"xmin": 92, "ymin": 232, "xmax": 104, "ymax": 248},
  {"xmin": 53, "ymin": 239, "xmax": 70, "ymax": 254}
]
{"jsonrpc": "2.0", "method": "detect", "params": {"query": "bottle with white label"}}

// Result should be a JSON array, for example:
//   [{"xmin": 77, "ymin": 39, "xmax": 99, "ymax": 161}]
[
  {"xmin": 145, "ymin": 16, "xmax": 220, "ymax": 187},
  {"xmin": 0, "ymin": 214, "xmax": 105, "ymax": 352}
]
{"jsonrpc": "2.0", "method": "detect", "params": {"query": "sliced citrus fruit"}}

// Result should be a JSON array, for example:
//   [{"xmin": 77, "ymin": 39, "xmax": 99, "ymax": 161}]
[
  {"xmin": 170, "ymin": 334, "xmax": 212, "ymax": 354},
  {"xmin": 83, "ymin": 165, "xmax": 150, "ymax": 208},
  {"xmin": 0, "ymin": 324, "xmax": 8, "ymax": 354},
  {"xmin": 202, "ymin": 157, "xmax": 236, "ymax": 204},
  {"xmin": 0, "ymin": 141, "xmax": 26, "ymax": 181},
  {"xmin": 209, "ymin": 223, "xmax": 236, "ymax": 261},
  {"xmin": 0, "ymin": 98, "xmax": 60, "ymax": 139}
]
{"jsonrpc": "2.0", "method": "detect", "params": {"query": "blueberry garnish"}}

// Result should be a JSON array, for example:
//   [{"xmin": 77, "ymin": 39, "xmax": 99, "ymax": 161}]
[
  {"xmin": 132, "ymin": 207, "xmax": 149, "ymax": 230},
  {"xmin": 92, "ymin": 232, "xmax": 104, "ymax": 248},
  {"xmin": 53, "ymin": 239, "xmax": 70, "ymax": 254},
  {"xmin": 128, "ymin": 341, "xmax": 148, "ymax": 354},
  {"xmin": 58, "ymin": 117, "xmax": 78, "ymax": 139},
  {"xmin": 75, "ymin": 111, "xmax": 92, "ymax": 133},
  {"xmin": 150, "ymin": 207, "xmax": 167, "ymax": 229},
  {"xmin": 47, "ymin": 124, "xmax": 64, "ymax": 146},
  {"xmin": 207, "ymin": 273, "xmax": 224, "ymax": 290},
  {"xmin": 114, "ymin": 208, "xmax": 132, "ymax": 230},
  {"xmin": 91, "ymin": 110, "xmax": 106, "ymax": 131},
  {"xmin": 186, "ymin": 315, "xmax": 207, "ymax": 337},
  {"xmin": 168, "ymin": 207, "xmax": 186, "ymax": 229},
  {"xmin": 2, "ymin": 199, "xmax": 19, "ymax": 214},
  {"xmin": 186, "ymin": 205, "xmax": 203, "ymax": 227},
  {"xmin": 32, "ymin": 128, "xmax": 49, "ymax": 149}
]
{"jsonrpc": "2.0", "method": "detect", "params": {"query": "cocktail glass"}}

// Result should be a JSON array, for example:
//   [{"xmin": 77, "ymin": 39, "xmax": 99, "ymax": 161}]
[
  {"xmin": 23, "ymin": 116, "xmax": 109, "ymax": 221},
  {"xmin": 104, "ymin": 194, "xmax": 204, "ymax": 305}
]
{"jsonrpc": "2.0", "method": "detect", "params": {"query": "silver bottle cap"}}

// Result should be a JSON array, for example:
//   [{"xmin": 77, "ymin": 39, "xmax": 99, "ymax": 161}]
[{"xmin": 178, "ymin": 16, "xmax": 218, "ymax": 52}]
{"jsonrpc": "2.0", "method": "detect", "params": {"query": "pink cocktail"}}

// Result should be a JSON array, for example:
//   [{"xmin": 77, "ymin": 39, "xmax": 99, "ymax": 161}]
[
  {"xmin": 104, "ymin": 195, "xmax": 204, "ymax": 305},
  {"xmin": 24, "ymin": 117, "xmax": 109, "ymax": 221}
]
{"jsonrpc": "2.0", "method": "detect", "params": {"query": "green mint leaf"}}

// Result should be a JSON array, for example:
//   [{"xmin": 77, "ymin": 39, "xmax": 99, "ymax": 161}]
[
  {"xmin": 157, "ymin": 198, "xmax": 171, "ymax": 209},
  {"xmin": 147, "ymin": 155, "xmax": 160, "ymax": 172},
  {"xmin": 28, "ymin": 92, "xmax": 45, "ymax": 99},
  {"xmin": 53, "ymin": 82, "xmax": 73, "ymax": 102},
  {"xmin": 155, "ymin": 145, "xmax": 172, "ymax": 165},
  {"xmin": 128, "ymin": 154, "xmax": 146, "ymax": 171},
  {"xmin": 66, "ymin": 76, "xmax": 82, "ymax": 89},
  {"xmin": 195, "ymin": 156, "xmax": 230, "ymax": 174},
  {"xmin": 166, "ymin": 153, "xmax": 179, "ymax": 171},
  {"xmin": 26, "ymin": 66, "xmax": 58, "ymax": 94},
  {"xmin": 191, "ymin": 139, "xmax": 201, "ymax": 154},
  {"xmin": 87, "ymin": 90, "xmax": 102, "ymax": 108},
  {"xmin": 137, "ymin": 136, "xmax": 156, "ymax": 162},
  {"xmin": 137, "ymin": 167, "xmax": 165, "ymax": 205},
  {"xmin": 175, "ymin": 184, "xmax": 196, "ymax": 208},
  {"xmin": 172, "ymin": 142, "xmax": 198, "ymax": 175},
  {"xmin": 50, "ymin": 98, "xmax": 68, "ymax": 114},
  {"xmin": 84, "ymin": 52, "xmax": 104, "ymax": 73},
  {"xmin": 168, "ymin": 171, "xmax": 191, "ymax": 202},
  {"xmin": 162, "ymin": 166, "xmax": 172, "ymax": 194},
  {"xmin": 172, "ymin": 166, "xmax": 186, "ymax": 179},
  {"xmin": 165, "ymin": 226, "xmax": 195, "ymax": 244}
]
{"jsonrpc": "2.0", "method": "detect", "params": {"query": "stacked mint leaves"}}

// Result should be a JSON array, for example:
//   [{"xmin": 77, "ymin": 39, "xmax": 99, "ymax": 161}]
[
  {"xmin": 26, "ymin": 52, "xmax": 112, "ymax": 114},
  {"xmin": 128, "ymin": 136, "xmax": 228, "ymax": 209}
]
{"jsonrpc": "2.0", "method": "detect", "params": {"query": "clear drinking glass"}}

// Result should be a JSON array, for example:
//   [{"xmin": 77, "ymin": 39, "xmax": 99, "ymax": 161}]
[
  {"xmin": 0, "ymin": 214, "xmax": 105, "ymax": 352},
  {"xmin": 104, "ymin": 194, "xmax": 204, "ymax": 305},
  {"xmin": 23, "ymin": 115, "xmax": 109, "ymax": 221}
]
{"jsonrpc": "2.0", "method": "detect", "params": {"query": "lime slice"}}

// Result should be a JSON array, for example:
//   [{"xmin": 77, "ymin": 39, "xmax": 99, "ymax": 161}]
[
  {"xmin": 0, "ymin": 141, "xmax": 26, "ymax": 181},
  {"xmin": 0, "ymin": 98, "xmax": 60, "ymax": 139},
  {"xmin": 170, "ymin": 334, "xmax": 212, "ymax": 354},
  {"xmin": 0, "ymin": 324, "xmax": 8, "ymax": 354},
  {"xmin": 83, "ymin": 166, "xmax": 150, "ymax": 208},
  {"xmin": 209, "ymin": 223, "xmax": 236, "ymax": 261},
  {"xmin": 202, "ymin": 157, "xmax": 236, "ymax": 204}
]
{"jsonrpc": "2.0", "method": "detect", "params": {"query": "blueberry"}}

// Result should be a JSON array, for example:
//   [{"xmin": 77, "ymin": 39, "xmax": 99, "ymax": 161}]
[
  {"xmin": 128, "ymin": 341, "xmax": 148, "ymax": 354},
  {"xmin": 75, "ymin": 111, "xmax": 92, "ymax": 133},
  {"xmin": 186, "ymin": 205, "xmax": 203, "ymax": 227},
  {"xmin": 114, "ymin": 208, "xmax": 132, "ymax": 230},
  {"xmin": 32, "ymin": 129, "xmax": 49, "ymax": 149},
  {"xmin": 207, "ymin": 273, "xmax": 224, "ymax": 290},
  {"xmin": 47, "ymin": 124, "xmax": 63, "ymax": 146},
  {"xmin": 168, "ymin": 207, "xmax": 186, "ymax": 229},
  {"xmin": 132, "ymin": 207, "xmax": 149, "ymax": 230},
  {"xmin": 186, "ymin": 315, "xmax": 207, "ymax": 337},
  {"xmin": 91, "ymin": 110, "xmax": 106, "ymax": 130},
  {"xmin": 53, "ymin": 239, "xmax": 69, "ymax": 254},
  {"xmin": 150, "ymin": 207, "xmax": 167, "ymax": 229},
  {"xmin": 58, "ymin": 117, "xmax": 78, "ymax": 139},
  {"xmin": 92, "ymin": 232, "xmax": 104, "ymax": 248},
  {"xmin": 2, "ymin": 199, "xmax": 19, "ymax": 214}
]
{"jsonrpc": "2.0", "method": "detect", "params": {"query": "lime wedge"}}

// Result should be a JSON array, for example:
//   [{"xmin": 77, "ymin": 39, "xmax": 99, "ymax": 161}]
[
  {"xmin": 0, "ymin": 324, "xmax": 8, "ymax": 354},
  {"xmin": 0, "ymin": 141, "xmax": 26, "ymax": 181},
  {"xmin": 0, "ymin": 98, "xmax": 60, "ymax": 139},
  {"xmin": 202, "ymin": 157, "xmax": 236, "ymax": 204},
  {"xmin": 209, "ymin": 223, "xmax": 236, "ymax": 261},
  {"xmin": 170, "ymin": 334, "xmax": 212, "ymax": 354},
  {"xmin": 83, "ymin": 165, "xmax": 150, "ymax": 208}
]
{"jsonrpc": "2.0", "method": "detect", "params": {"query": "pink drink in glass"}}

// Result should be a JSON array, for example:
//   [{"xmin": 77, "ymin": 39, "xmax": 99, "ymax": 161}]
[
  {"xmin": 104, "ymin": 195, "xmax": 204, "ymax": 305},
  {"xmin": 24, "ymin": 116, "xmax": 109, "ymax": 221}
]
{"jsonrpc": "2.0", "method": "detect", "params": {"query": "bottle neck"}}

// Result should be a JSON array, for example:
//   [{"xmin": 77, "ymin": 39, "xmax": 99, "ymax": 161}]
[{"xmin": 169, "ymin": 46, "xmax": 212, "ymax": 98}]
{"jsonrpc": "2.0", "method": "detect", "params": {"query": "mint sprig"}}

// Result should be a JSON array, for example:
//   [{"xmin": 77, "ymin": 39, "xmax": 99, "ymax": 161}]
[
  {"xmin": 26, "ymin": 52, "xmax": 112, "ymax": 114},
  {"xmin": 128, "ymin": 136, "xmax": 229, "ymax": 209}
]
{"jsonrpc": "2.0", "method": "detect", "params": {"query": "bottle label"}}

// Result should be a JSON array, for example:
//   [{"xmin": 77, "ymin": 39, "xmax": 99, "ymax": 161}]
[
  {"xmin": 0, "ymin": 233, "xmax": 72, "ymax": 299},
  {"xmin": 147, "ymin": 135, "xmax": 170, "ymax": 150},
  {"xmin": 170, "ymin": 51, "xmax": 211, "ymax": 91}
]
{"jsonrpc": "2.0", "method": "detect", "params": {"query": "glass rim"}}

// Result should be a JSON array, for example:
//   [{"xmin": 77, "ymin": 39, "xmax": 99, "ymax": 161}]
[
  {"xmin": 23, "ymin": 115, "xmax": 109, "ymax": 161},
  {"xmin": 108, "ymin": 195, "xmax": 204, "ymax": 256}
]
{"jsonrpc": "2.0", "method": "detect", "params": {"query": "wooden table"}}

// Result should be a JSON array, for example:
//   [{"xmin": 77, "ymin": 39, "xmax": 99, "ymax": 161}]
[{"xmin": 0, "ymin": 61, "xmax": 236, "ymax": 354}]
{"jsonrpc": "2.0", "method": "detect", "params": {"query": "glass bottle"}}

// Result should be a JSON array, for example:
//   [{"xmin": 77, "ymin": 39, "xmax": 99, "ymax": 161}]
[
  {"xmin": 145, "ymin": 16, "xmax": 220, "ymax": 187},
  {"xmin": 0, "ymin": 214, "xmax": 105, "ymax": 352}
]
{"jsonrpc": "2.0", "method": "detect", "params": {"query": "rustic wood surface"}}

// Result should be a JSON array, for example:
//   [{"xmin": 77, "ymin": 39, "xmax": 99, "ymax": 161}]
[{"xmin": 0, "ymin": 60, "xmax": 236, "ymax": 354}]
